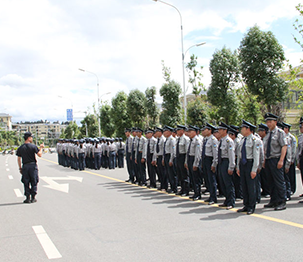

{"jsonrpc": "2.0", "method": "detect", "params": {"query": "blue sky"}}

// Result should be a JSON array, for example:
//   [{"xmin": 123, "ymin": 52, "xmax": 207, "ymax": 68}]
[{"xmin": 0, "ymin": 0, "xmax": 302, "ymax": 123}]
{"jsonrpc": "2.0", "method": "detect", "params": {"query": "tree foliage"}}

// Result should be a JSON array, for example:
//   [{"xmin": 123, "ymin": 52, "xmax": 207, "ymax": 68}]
[
  {"xmin": 160, "ymin": 80, "xmax": 182, "ymax": 126},
  {"xmin": 207, "ymin": 47, "xmax": 240, "ymax": 124},
  {"xmin": 111, "ymin": 91, "xmax": 132, "ymax": 138},
  {"xmin": 100, "ymin": 104, "xmax": 115, "ymax": 137},
  {"xmin": 293, "ymin": 4, "xmax": 303, "ymax": 51},
  {"xmin": 0, "ymin": 130, "xmax": 20, "ymax": 148},
  {"xmin": 186, "ymin": 54, "xmax": 204, "ymax": 97},
  {"xmin": 145, "ymin": 86, "xmax": 159, "ymax": 127},
  {"xmin": 62, "ymin": 121, "xmax": 81, "ymax": 139},
  {"xmin": 80, "ymin": 114, "xmax": 98, "ymax": 138},
  {"xmin": 186, "ymin": 97, "xmax": 208, "ymax": 127},
  {"xmin": 239, "ymin": 25, "xmax": 287, "ymax": 114},
  {"xmin": 126, "ymin": 89, "xmax": 147, "ymax": 128}
]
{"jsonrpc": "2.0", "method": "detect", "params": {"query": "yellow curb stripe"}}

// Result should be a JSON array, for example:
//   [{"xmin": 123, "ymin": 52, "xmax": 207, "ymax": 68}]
[{"xmin": 40, "ymin": 157, "xmax": 303, "ymax": 229}]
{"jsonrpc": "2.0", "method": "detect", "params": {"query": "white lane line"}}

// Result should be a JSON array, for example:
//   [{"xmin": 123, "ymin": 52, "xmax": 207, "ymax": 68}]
[
  {"xmin": 5, "ymin": 163, "xmax": 8, "ymax": 166},
  {"xmin": 6, "ymin": 168, "xmax": 9, "ymax": 171},
  {"xmin": 14, "ymin": 189, "xmax": 23, "ymax": 197},
  {"xmin": 32, "ymin": 225, "xmax": 62, "ymax": 260},
  {"xmin": 8, "ymin": 175, "xmax": 13, "ymax": 180}
]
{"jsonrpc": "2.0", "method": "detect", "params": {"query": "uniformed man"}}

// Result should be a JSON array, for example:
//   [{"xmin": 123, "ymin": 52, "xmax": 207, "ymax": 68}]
[
  {"xmin": 77, "ymin": 139, "xmax": 86, "ymax": 170},
  {"xmin": 175, "ymin": 125, "xmax": 190, "ymax": 196},
  {"xmin": 185, "ymin": 125, "xmax": 202, "ymax": 200},
  {"xmin": 236, "ymin": 120, "xmax": 260, "ymax": 215},
  {"xmin": 16, "ymin": 132, "xmax": 44, "ymax": 203},
  {"xmin": 92, "ymin": 139, "xmax": 102, "ymax": 170},
  {"xmin": 283, "ymin": 122, "xmax": 297, "ymax": 196},
  {"xmin": 143, "ymin": 128, "xmax": 157, "ymax": 188},
  {"xmin": 217, "ymin": 122, "xmax": 236, "ymax": 210},
  {"xmin": 125, "ymin": 128, "xmax": 134, "ymax": 183},
  {"xmin": 257, "ymin": 123, "xmax": 270, "ymax": 198},
  {"xmin": 116, "ymin": 138, "xmax": 125, "ymax": 168},
  {"xmin": 201, "ymin": 123, "xmax": 218, "ymax": 205},
  {"xmin": 152, "ymin": 127, "xmax": 167, "ymax": 191},
  {"xmin": 263, "ymin": 113, "xmax": 289, "ymax": 211},
  {"xmin": 296, "ymin": 117, "xmax": 303, "ymax": 202},
  {"xmin": 131, "ymin": 127, "xmax": 139, "ymax": 183},
  {"xmin": 228, "ymin": 127, "xmax": 243, "ymax": 200},
  {"xmin": 162, "ymin": 126, "xmax": 177, "ymax": 193},
  {"xmin": 108, "ymin": 138, "xmax": 117, "ymax": 169},
  {"xmin": 136, "ymin": 128, "xmax": 147, "ymax": 186}
]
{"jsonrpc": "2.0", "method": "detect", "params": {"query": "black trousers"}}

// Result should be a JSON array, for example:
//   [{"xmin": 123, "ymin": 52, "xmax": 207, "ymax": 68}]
[
  {"xmin": 147, "ymin": 154, "xmax": 156, "ymax": 187},
  {"xmin": 218, "ymin": 159, "xmax": 235, "ymax": 207},
  {"xmin": 126, "ymin": 152, "xmax": 134, "ymax": 181},
  {"xmin": 79, "ymin": 153, "xmax": 85, "ymax": 170},
  {"xmin": 188, "ymin": 156, "xmax": 201, "ymax": 197},
  {"xmin": 233, "ymin": 157, "xmax": 242, "ymax": 199},
  {"xmin": 157, "ymin": 156, "xmax": 167, "ymax": 190},
  {"xmin": 202, "ymin": 156, "xmax": 217, "ymax": 202},
  {"xmin": 176, "ymin": 154, "xmax": 189, "ymax": 194},
  {"xmin": 132, "ymin": 151, "xmax": 139, "ymax": 182},
  {"xmin": 164, "ymin": 154, "xmax": 177, "ymax": 192},
  {"xmin": 21, "ymin": 163, "xmax": 39, "ymax": 197},
  {"xmin": 117, "ymin": 149, "xmax": 124, "ymax": 168},
  {"xmin": 260, "ymin": 168, "xmax": 270, "ymax": 195},
  {"xmin": 137, "ymin": 152, "xmax": 146, "ymax": 184},
  {"xmin": 265, "ymin": 158, "xmax": 286, "ymax": 204},
  {"xmin": 240, "ymin": 160, "xmax": 256, "ymax": 211},
  {"xmin": 289, "ymin": 162, "xmax": 296, "ymax": 194}
]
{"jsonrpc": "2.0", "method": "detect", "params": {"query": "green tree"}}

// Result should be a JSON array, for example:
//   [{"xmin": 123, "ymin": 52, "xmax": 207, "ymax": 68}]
[
  {"xmin": 100, "ymin": 104, "xmax": 115, "ymax": 137},
  {"xmin": 145, "ymin": 86, "xmax": 159, "ymax": 127},
  {"xmin": 186, "ymin": 54, "xmax": 204, "ymax": 97},
  {"xmin": 111, "ymin": 91, "xmax": 132, "ymax": 138},
  {"xmin": 80, "ymin": 114, "xmax": 98, "ymax": 138},
  {"xmin": 237, "ymin": 85, "xmax": 262, "ymax": 125},
  {"xmin": 126, "ymin": 89, "xmax": 147, "ymax": 128},
  {"xmin": 239, "ymin": 25, "xmax": 287, "ymax": 114},
  {"xmin": 160, "ymin": 80, "xmax": 182, "ymax": 126},
  {"xmin": 159, "ymin": 61, "xmax": 182, "ymax": 126},
  {"xmin": 186, "ymin": 97, "xmax": 208, "ymax": 127},
  {"xmin": 207, "ymin": 47, "xmax": 240, "ymax": 124},
  {"xmin": 62, "ymin": 121, "xmax": 80, "ymax": 139},
  {"xmin": 293, "ymin": 4, "xmax": 303, "ymax": 51}
]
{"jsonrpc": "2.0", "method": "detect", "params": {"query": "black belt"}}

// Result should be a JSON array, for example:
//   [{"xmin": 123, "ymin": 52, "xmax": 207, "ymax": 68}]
[{"xmin": 23, "ymin": 162, "xmax": 36, "ymax": 165}]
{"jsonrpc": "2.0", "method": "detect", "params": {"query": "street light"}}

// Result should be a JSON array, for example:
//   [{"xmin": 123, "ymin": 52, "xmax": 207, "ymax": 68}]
[
  {"xmin": 79, "ymin": 68, "xmax": 101, "ymax": 136},
  {"xmin": 152, "ymin": 0, "xmax": 205, "ymax": 124}
]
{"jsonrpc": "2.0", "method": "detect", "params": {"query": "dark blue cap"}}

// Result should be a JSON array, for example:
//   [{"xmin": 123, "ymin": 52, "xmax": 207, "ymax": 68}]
[
  {"xmin": 258, "ymin": 123, "xmax": 268, "ymax": 131},
  {"xmin": 163, "ymin": 125, "xmax": 174, "ymax": 132},
  {"xmin": 176, "ymin": 124, "xmax": 186, "ymax": 130},
  {"xmin": 205, "ymin": 122, "xmax": 216, "ymax": 130},
  {"xmin": 218, "ymin": 121, "xmax": 229, "ymax": 130},
  {"xmin": 265, "ymin": 112, "xmax": 278, "ymax": 121},
  {"xmin": 282, "ymin": 122, "xmax": 291, "ymax": 129},
  {"xmin": 187, "ymin": 125, "xmax": 198, "ymax": 132},
  {"xmin": 241, "ymin": 120, "xmax": 256, "ymax": 129}
]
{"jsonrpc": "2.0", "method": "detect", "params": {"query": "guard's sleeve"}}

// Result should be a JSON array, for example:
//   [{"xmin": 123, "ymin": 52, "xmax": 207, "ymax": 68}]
[
  {"xmin": 170, "ymin": 138, "xmax": 175, "ymax": 163},
  {"xmin": 236, "ymin": 140, "xmax": 241, "ymax": 171},
  {"xmin": 212, "ymin": 138, "xmax": 218, "ymax": 168},
  {"xmin": 252, "ymin": 138, "xmax": 260, "ymax": 173},
  {"xmin": 258, "ymin": 141, "xmax": 264, "ymax": 170},
  {"xmin": 152, "ymin": 142, "xmax": 157, "ymax": 162},
  {"xmin": 142, "ymin": 139, "xmax": 147, "ymax": 159},
  {"xmin": 228, "ymin": 139, "xmax": 235, "ymax": 170},
  {"xmin": 193, "ymin": 139, "xmax": 202, "ymax": 167},
  {"xmin": 291, "ymin": 136, "xmax": 297, "ymax": 163}
]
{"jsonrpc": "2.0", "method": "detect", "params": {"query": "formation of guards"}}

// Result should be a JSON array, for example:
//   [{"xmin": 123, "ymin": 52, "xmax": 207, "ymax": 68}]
[
  {"xmin": 56, "ymin": 137, "xmax": 125, "ymax": 171},
  {"xmin": 124, "ymin": 113, "xmax": 303, "ymax": 215}
]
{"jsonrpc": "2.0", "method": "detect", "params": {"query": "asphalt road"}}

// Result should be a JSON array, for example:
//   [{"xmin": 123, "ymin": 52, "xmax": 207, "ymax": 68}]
[{"xmin": 1, "ymin": 153, "xmax": 303, "ymax": 262}]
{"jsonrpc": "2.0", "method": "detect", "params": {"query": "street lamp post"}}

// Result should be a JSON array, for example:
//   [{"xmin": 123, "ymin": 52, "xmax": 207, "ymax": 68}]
[
  {"xmin": 152, "ymin": 0, "xmax": 205, "ymax": 124},
  {"xmin": 79, "ymin": 68, "xmax": 101, "ymax": 136}
]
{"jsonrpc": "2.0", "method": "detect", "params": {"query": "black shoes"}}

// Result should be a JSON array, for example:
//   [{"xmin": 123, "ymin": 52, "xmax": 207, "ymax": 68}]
[
  {"xmin": 237, "ymin": 207, "xmax": 248, "ymax": 213},
  {"xmin": 208, "ymin": 201, "xmax": 217, "ymax": 205},
  {"xmin": 264, "ymin": 202, "xmax": 277, "ymax": 208},
  {"xmin": 23, "ymin": 197, "xmax": 31, "ymax": 204},
  {"xmin": 190, "ymin": 195, "xmax": 201, "ymax": 201},
  {"xmin": 247, "ymin": 210, "xmax": 254, "ymax": 215},
  {"xmin": 274, "ymin": 202, "xmax": 286, "ymax": 211},
  {"xmin": 226, "ymin": 206, "xmax": 234, "ymax": 210}
]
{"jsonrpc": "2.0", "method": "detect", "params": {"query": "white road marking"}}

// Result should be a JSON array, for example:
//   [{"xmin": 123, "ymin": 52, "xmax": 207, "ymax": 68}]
[
  {"xmin": 32, "ymin": 225, "xmax": 62, "ymax": 260},
  {"xmin": 40, "ymin": 176, "xmax": 83, "ymax": 193},
  {"xmin": 8, "ymin": 175, "xmax": 13, "ymax": 180},
  {"xmin": 6, "ymin": 168, "xmax": 9, "ymax": 171},
  {"xmin": 5, "ymin": 163, "xmax": 8, "ymax": 166},
  {"xmin": 14, "ymin": 189, "xmax": 23, "ymax": 197}
]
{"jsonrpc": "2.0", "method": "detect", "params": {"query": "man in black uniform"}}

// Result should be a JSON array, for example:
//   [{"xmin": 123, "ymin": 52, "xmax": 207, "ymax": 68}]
[{"xmin": 16, "ymin": 132, "xmax": 44, "ymax": 203}]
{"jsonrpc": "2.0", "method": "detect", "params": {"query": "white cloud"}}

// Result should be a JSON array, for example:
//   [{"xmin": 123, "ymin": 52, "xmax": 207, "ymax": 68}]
[{"xmin": 0, "ymin": 0, "xmax": 302, "ymax": 123}]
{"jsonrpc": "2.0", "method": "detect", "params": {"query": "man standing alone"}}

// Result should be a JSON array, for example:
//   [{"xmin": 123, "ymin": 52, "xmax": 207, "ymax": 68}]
[{"xmin": 16, "ymin": 132, "xmax": 44, "ymax": 203}]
